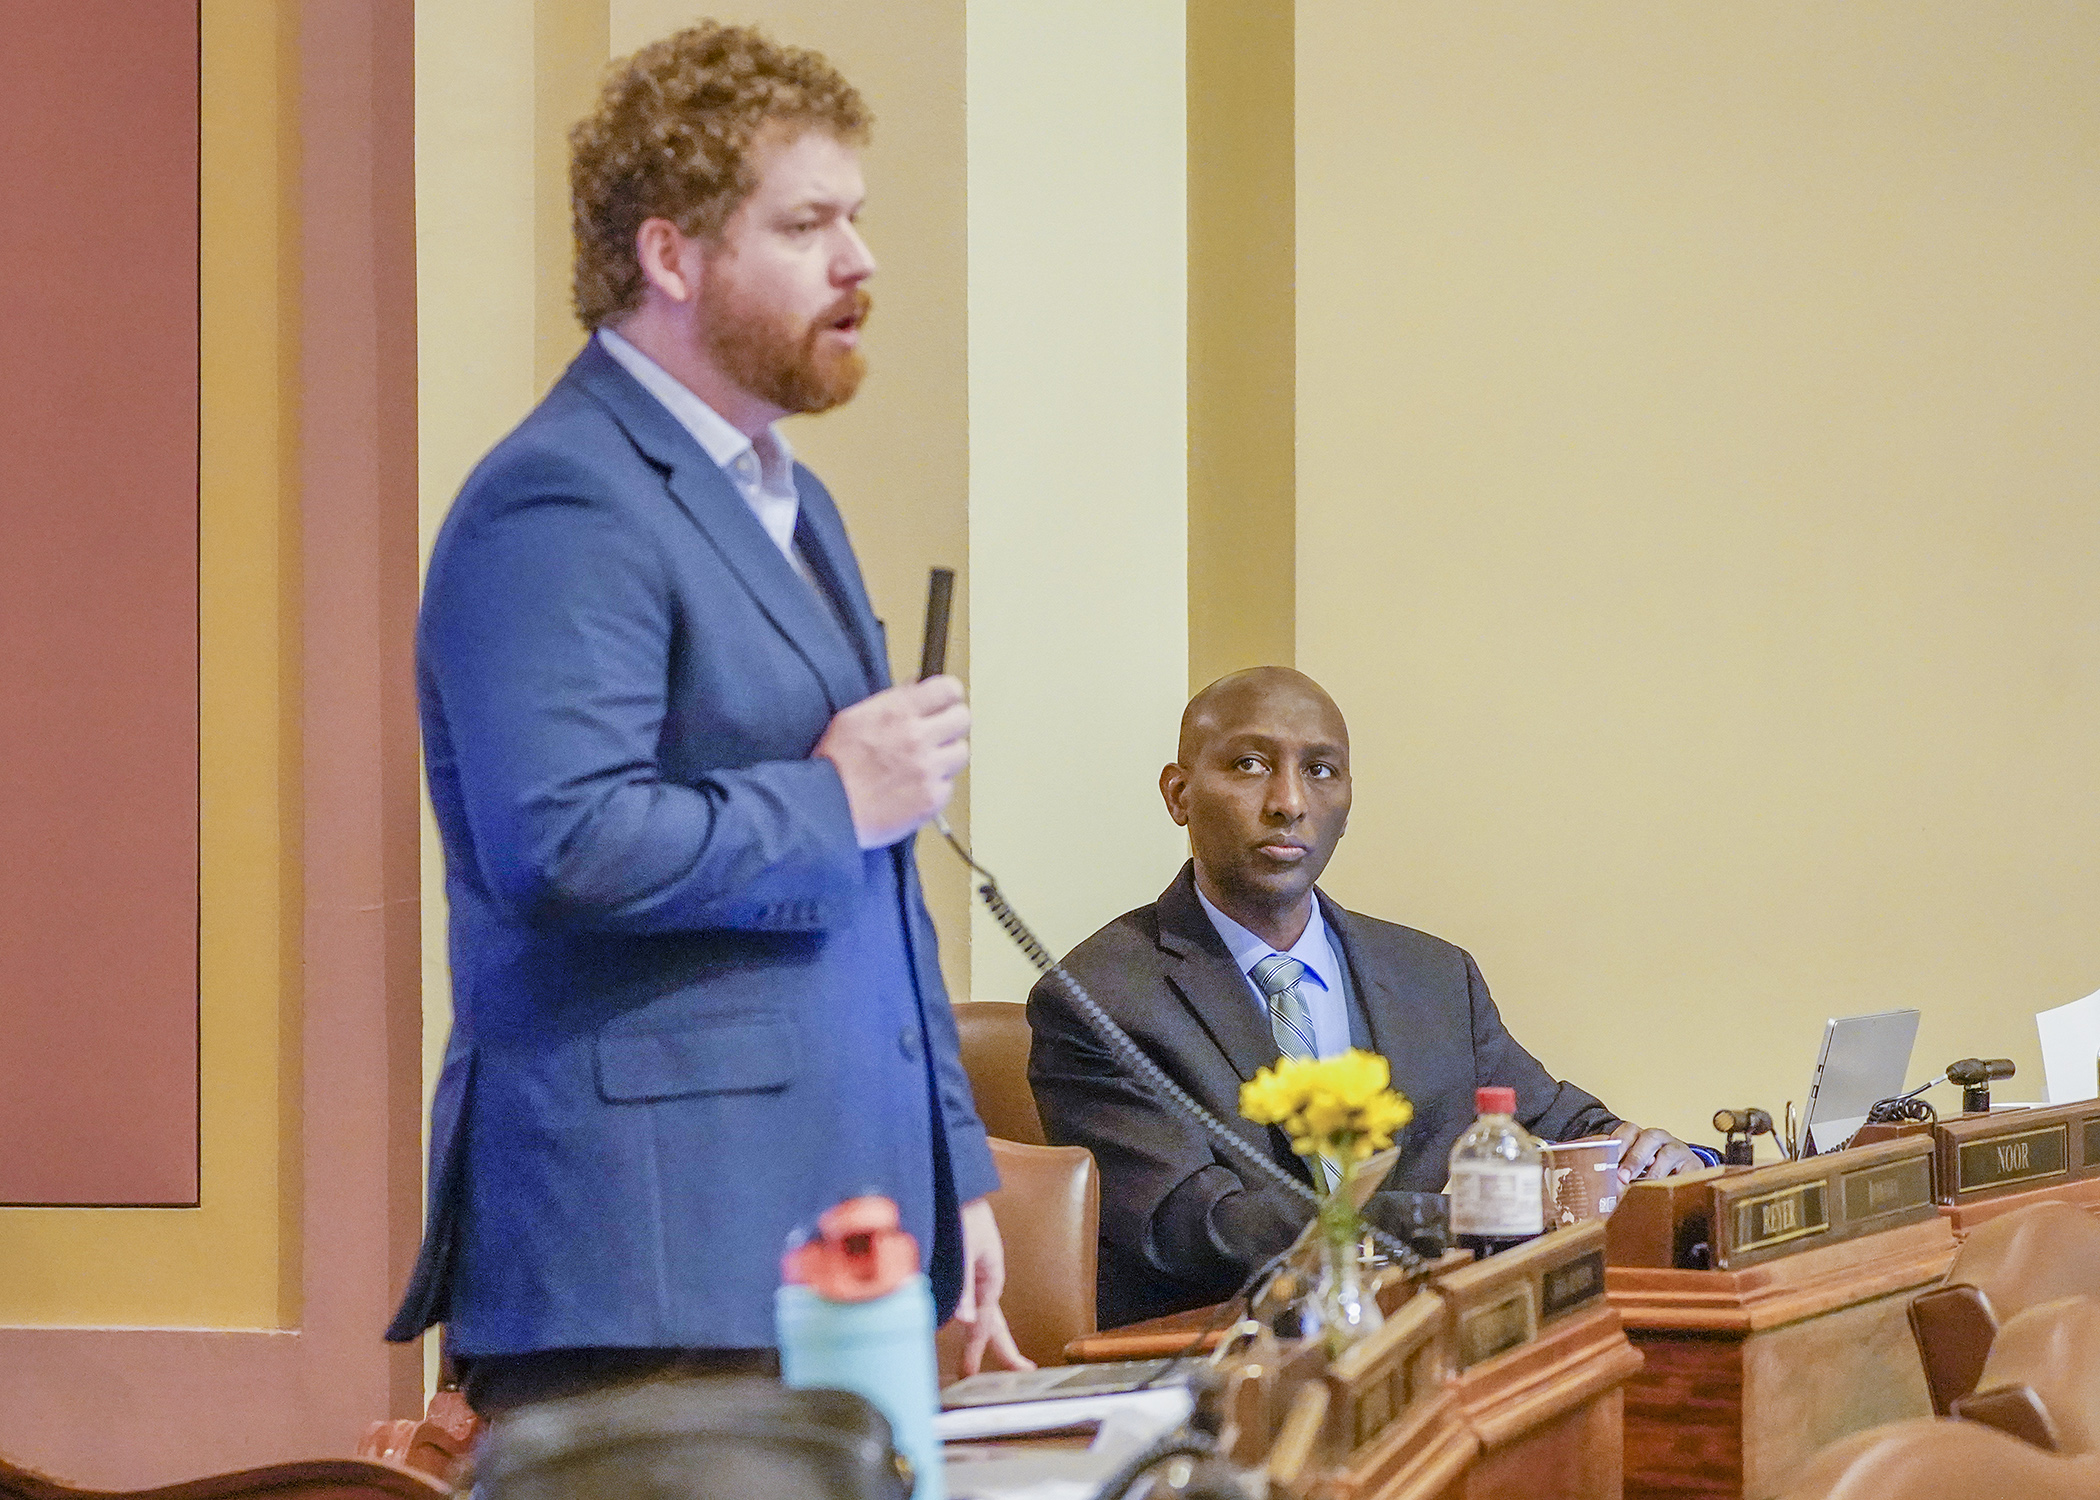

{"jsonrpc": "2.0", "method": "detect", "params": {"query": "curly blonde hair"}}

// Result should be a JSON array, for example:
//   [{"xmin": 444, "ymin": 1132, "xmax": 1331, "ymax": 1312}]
[{"xmin": 570, "ymin": 22, "xmax": 871, "ymax": 329}]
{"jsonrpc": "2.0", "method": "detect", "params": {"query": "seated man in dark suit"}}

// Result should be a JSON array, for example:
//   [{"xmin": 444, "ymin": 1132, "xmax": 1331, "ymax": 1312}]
[{"xmin": 1027, "ymin": 667, "xmax": 1700, "ymax": 1327}]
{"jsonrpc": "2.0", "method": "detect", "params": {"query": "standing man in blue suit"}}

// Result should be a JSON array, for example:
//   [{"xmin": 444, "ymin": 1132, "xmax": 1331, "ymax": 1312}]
[{"xmin": 388, "ymin": 22, "xmax": 1025, "ymax": 1413}]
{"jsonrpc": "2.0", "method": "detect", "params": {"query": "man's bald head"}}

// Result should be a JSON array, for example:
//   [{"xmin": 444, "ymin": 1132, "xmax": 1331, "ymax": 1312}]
[
  {"xmin": 1162, "ymin": 667, "xmax": 1353, "ymax": 947},
  {"xmin": 1177, "ymin": 667, "xmax": 1349, "ymax": 767}
]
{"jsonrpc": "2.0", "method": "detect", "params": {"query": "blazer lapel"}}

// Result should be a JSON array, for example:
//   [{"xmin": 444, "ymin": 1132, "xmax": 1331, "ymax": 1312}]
[
  {"xmin": 793, "ymin": 474, "xmax": 890, "ymax": 691},
  {"xmin": 1155, "ymin": 866, "xmax": 1281, "ymax": 1085},
  {"xmin": 570, "ymin": 344, "xmax": 871, "ymax": 712},
  {"xmin": 1321, "ymin": 894, "xmax": 1395, "ymax": 1060}
]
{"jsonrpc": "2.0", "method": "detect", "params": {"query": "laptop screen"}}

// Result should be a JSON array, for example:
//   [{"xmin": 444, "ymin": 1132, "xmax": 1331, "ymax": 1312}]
[{"xmin": 1802, "ymin": 1009, "xmax": 1920, "ymax": 1154}]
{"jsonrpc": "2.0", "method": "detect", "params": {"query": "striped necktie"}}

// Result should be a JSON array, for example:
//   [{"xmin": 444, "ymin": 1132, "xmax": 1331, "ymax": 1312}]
[
  {"xmin": 1252, "ymin": 953, "xmax": 1318, "ymax": 1060},
  {"xmin": 1251, "ymin": 953, "xmax": 1336, "ymax": 1192}
]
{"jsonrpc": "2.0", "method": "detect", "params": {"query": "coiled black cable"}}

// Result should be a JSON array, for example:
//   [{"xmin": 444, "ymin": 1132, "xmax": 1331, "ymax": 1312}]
[{"xmin": 937, "ymin": 819, "xmax": 1424, "ymax": 1275}]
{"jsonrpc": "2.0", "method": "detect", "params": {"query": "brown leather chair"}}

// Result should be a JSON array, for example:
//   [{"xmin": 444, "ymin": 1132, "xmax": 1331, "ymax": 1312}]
[
  {"xmin": 938, "ymin": 1137, "xmax": 1099, "ymax": 1376},
  {"xmin": 1952, "ymin": 1295, "xmax": 2100, "ymax": 1454},
  {"xmin": 1776, "ymin": 1417, "xmax": 2100, "ymax": 1500},
  {"xmin": 1910, "ymin": 1200, "xmax": 2100, "ymax": 1415},
  {"xmin": 953, "ymin": 1000, "xmax": 1047, "ymax": 1145},
  {"xmin": 984, "ymin": 1138, "xmax": 1100, "ymax": 1368},
  {"xmin": 0, "ymin": 1455, "xmax": 446, "ymax": 1500}
]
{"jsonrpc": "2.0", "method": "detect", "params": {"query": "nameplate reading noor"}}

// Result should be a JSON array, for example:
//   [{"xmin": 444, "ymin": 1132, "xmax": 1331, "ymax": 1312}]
[{"xmin": 1932, "ymin": 1099, "xmax": 2100, "ymax": 1207}]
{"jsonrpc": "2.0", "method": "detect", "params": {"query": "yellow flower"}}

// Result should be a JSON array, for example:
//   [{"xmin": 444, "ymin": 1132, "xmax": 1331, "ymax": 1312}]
[{"xmin": 1237, "ymin": 1049, "xmax": 1414, "ymax": 1182}]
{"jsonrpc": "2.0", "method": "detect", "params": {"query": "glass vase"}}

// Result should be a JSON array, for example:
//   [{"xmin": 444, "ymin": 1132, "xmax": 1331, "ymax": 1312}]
[{"xmin": 1309, "ymin": 1160, "xmax": 1383, "ymax": 1355}]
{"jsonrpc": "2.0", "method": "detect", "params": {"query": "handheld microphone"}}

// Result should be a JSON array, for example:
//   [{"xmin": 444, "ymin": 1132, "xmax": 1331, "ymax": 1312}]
[{"xmin": 917, "ymin": 567, "xmax": 954, "ymax": 681}]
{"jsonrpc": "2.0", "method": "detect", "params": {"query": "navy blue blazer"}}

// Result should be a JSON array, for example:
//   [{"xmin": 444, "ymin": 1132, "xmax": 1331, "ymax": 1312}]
[{"xmin": 388, "ymin": 340, "xmax": 998, "ymax": 1355}]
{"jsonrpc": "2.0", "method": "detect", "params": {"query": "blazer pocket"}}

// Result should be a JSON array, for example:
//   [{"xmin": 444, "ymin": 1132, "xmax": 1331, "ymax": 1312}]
[{"xmin": 595, "ymin": 1015, "xmax": 795, "ymax": 1103}]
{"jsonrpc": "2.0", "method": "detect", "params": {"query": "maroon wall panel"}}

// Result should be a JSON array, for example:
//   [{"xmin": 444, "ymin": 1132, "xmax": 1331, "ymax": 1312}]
[{"xmin": 0, "ymin": 2, "xmax": 200, "ymax": 1204}]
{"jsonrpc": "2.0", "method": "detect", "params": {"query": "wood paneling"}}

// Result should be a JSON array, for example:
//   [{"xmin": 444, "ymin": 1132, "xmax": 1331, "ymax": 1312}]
[
  {"xmin": 0, "ymin": 0, "xmax": 200, "ymax": 1207},
  {"xmin": 0, "ymin": 0, "xmax": 426, "ymax": 1482}
]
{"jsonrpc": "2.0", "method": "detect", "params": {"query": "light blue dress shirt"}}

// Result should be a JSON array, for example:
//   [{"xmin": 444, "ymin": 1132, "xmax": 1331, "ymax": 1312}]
[{"xmin": 1194, "ymin": 885, "xmax": 1352, "ymax": 1060}]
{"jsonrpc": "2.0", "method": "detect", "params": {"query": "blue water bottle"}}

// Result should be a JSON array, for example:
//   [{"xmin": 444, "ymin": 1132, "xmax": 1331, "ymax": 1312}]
[{"xmin": 777, "ymin": 1195, "xmax": 945, "ymax": 1500}]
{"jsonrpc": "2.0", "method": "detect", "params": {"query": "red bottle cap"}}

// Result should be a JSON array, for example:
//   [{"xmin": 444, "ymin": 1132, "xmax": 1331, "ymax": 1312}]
[
  {"xmin": 1476, "ymin": 1086, "xmax": 1517, "ymax": 1116},
  {"xmin": 781, "ymin": 1195, "xmax": 922, "ymax": 1302}
]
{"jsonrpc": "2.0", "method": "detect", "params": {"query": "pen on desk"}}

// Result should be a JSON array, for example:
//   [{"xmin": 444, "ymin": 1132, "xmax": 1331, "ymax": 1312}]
[{"xmin": 1782, "ymin": 1101, "xmax": 1798, "ymax": 1161}]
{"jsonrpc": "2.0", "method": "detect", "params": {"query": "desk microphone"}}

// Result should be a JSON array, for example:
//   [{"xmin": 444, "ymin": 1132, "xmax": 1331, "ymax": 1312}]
[
  {"xmin": 1711, "ymin": 1109, "xmax": 1774, "ymax": 1166},
  {"xmin": 1945, "ymin": 1058, "xmax": 2016, "ymax": 1114}
]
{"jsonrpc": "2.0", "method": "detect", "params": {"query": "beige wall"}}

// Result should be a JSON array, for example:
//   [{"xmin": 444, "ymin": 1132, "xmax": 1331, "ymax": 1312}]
[
  {"xmin": 1296, "ymin": 3, "xmax": 2100, "ymax": 1147},
  {"xmin": 411, "ymin": 1, "xmax": 2098, "ymax": 1160}
]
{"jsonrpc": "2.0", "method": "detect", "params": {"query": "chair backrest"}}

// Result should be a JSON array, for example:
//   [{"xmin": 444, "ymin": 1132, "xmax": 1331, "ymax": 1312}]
[
  {"xmin": 1776, "ymin": 1417, "xmax": 2100, "ymax": 1500},
  {"xmin": 983, "ymin": 1138, "xmax": 1099, "ymax": 1367},
  {"xmin": 953, "ymin": 1001, "xmax": 1046, "ymax": 1146},
  {"xmin": 1947, "ymin": 1201, "xmax": 2100, "ymax": 1319},
  {"xmin": 471, "ymin": 1380, "xmax": 908, "ymax": 1500},
  {"xmin": 1910, "ymin": 1199, "xmax": 2100, "ymax": 1414},
  {"xmin": 1952, "ymin": 1295, "xmax": 2100, "ymax": 1454},
  {"xmin": 0, "ymin": 1454, "xmax": 447, "ymax": 1500}
]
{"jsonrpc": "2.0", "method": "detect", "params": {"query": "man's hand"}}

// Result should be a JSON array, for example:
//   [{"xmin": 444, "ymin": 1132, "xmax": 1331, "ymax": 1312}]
[
  {"xmin": 952, "ymin": 1197, "xmax": 1032, "ymax": 1377},
  {"xmin": 1611, "ymin": 1122, "xmax": 1704, "ymax": 1183},
  {"xmin": 813, "ymin": 675, "xmax": 970, "ymax": 849}
]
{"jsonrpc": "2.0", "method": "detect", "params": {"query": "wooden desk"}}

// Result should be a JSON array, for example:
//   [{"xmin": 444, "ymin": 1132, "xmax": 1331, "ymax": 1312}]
[
  {"xmin": 1066, "ymin": 1226, "xmax": 1639, "ymax": 1500},
  {"xmin": 1607, "ymin": 1141, "xmax": 1956, "ymax": 1500},
  {"xmin": 1063, "ymin": 1302, "xmax": 1232, "ymax": 1363},
  {"xmin": 1437, "ymin": 1225, "xmax": 1640, "ymax": 1500}
]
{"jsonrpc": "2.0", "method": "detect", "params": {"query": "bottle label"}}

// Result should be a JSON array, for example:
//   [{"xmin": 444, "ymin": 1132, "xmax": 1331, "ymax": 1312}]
[{"xmin": 1450, "ymin": 1162, "xmax": 1545, "ymax": 1237}]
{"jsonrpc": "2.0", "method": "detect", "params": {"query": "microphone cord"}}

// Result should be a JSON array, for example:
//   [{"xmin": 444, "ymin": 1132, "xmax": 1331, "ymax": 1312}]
[{"xmin": 932, "ymin": 817, "xmax": 1425, "ymax": 1276}]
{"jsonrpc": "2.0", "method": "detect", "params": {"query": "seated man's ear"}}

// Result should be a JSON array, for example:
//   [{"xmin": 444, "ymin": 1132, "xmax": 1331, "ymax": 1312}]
[{"xmin": 1160, "ymin": 762, "xmax": 1190, "ymax": 826}]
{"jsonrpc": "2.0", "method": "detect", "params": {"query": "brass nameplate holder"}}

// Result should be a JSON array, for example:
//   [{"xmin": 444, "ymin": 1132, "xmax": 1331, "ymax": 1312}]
[
  {"xmin": 1434, "ymin": 1219, "xmax": 1608, "ymax": 1369},
  {"xmin": 1933, "ymin": 1099, "xmax": 2100, "ymax": 1206},
  {"xmin": 1609, "ymin": 1136, "xmax": 1937, "ymax": 1270},
  {"xmin": 1326, "ymin": 1290, "xmax": 1450, "ymax": 1459}
]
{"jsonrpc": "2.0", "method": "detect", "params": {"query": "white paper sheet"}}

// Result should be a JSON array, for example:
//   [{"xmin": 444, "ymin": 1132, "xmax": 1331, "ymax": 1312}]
[{"xmin": 2036, "ymin": 988, "xmax": 2100, "ymax": 1104}]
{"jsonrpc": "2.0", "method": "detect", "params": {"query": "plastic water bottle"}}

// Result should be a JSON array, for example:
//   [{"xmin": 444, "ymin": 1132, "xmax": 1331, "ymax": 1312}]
[
  {"xmin": 1449, "ymin": 1086, "xmax": 1547, "ymax": 1259},
  {"xmin": 776, "ymin": 1196, "xmax": 945, "ymax": 1500}
]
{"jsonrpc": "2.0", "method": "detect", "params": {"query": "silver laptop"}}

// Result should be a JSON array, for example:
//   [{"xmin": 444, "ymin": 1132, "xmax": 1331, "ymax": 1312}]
[{"xmin": 1801, "ymin": 1009, "xmax": 1920, "ymax": 1155}]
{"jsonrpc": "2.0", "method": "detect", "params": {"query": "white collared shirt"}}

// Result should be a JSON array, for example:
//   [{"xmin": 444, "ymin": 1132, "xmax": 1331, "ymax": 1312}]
[
  {"xmin": 1194, "ymin": 885, "xmax": 1353, "ymax": 1059},
  {"xmin": 595, "ymin": 326, "xmax": 816, "ymax": 586}
]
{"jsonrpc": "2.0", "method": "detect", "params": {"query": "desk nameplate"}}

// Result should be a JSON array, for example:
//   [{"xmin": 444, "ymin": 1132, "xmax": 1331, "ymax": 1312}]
[
  {"xmin": 1841, "ymin": 1153, "xmax": 1935, "ymax": 1227},
  {"xmin": 1935, "ymin": 1101, "xmax": 2100, "ymax": 1206},
  {"xmin": 1702, "ymin": 1135, "xmax": 1938, "ymax": 1270},
  {"xmin": 1728, "ymin": 1180, "xmax": 1829, "ymax": 1256},
  {"xmin": 1432, "ymin": 1219, "xmax": 1608, "ymax": 1370},
  {"xmin": 1955, "ymin": 1125, "xmax": 2066, "ymax": 1193}
]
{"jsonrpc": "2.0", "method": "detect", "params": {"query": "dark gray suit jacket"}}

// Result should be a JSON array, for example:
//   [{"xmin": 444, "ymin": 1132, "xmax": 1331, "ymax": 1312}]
[{"xmin": 1027, "ymin": 863, "xmax": 1617, "ymax": 1327}]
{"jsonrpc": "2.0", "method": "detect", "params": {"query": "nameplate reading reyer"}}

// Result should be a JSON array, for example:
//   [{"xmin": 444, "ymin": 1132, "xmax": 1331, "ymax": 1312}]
[{"xmin": 1730, "ymin": 1181, "xmax": 1830, "ymax": 1255}]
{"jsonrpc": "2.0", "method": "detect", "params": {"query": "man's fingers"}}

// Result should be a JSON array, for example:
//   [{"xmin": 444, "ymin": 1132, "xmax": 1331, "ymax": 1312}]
[
  {"xmin": 1617, "ymin": 1127, "xmax": 1666, "ymax": 1184},
  {"xmin": 979, "ymin": 1302, "xmax": 1033, "ymax": 1372},
  {"xmin": 1652, "ymin": 1141, "xmax": 1702, "ymax": 1177},
  {"xmin": 919, "ymin": 701, "xmax": 972, "ymax": 745},
  {"xmin": 905, "ymin": 673, "xmax": 966, "ymax": 711}
]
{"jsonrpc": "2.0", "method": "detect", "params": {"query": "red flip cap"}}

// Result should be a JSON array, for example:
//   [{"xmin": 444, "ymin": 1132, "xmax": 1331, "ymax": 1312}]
[{"xmin": 781, "ymin": 1195, "xmax": 922, "ymax": 1302}]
